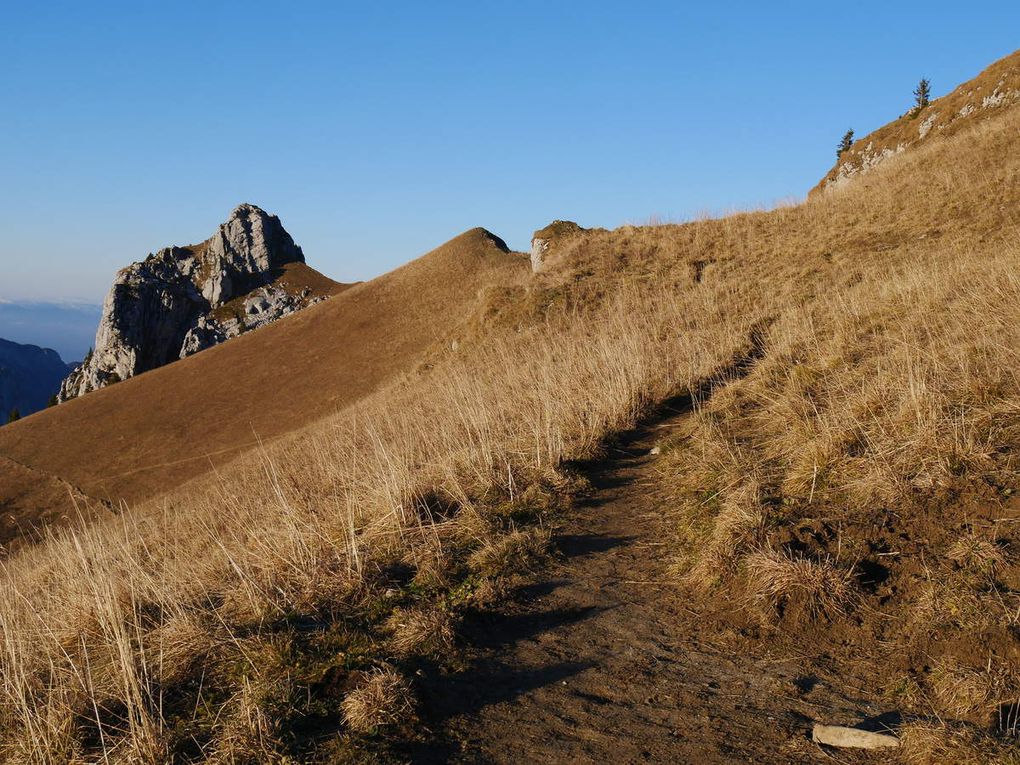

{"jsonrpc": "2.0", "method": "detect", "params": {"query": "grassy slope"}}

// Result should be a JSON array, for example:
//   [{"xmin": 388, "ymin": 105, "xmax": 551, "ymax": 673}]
[
  {"xmin": 0, "ymin": 456, "xmax": 91, "ymax": 547},
  {"xmin": 814, "ymin": 49, "xmax": 1020, "ymax": 192},
  {"xmin": 1, "ymin": 53, "xmax": 1020, "ymax": 763},
  {"xmin": 0, "ymin": 229, "xmax": 528, "ymax": 542}
]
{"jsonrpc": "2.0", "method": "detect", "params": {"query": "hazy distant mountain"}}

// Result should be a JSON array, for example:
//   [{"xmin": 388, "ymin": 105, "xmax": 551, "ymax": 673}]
[
  {"xmin": 0, "ymin": 301, "xmax": 101, "ymax": 363},
  {"xmin": 0, "ymin": 338, "xmax": 75, "ymax": 420}
]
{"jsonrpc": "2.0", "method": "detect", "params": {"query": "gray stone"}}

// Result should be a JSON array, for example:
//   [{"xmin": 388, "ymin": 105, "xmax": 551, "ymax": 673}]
[
  {"xmin": 530, "ymin": 238, "xmax": 551, "ymax": 273},
  {"xmin": 812, "ymin": 723, "xmax": 899, "ymax": 749},
  {"xmin": 59, "ymin": 204, "xmax": 321, "ymax": 402}
]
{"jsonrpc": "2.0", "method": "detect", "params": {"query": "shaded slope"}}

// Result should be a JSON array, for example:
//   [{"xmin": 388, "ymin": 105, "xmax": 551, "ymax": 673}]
[
  {"xmin": 0, "ymin": 456, "xmax": 92, "ymax": 549},
  {"xmin": 0, "ymin": 228, "xmax": 527, "ymax": 522},
  {"xmin": 0, "ymin": 339, "xmax": 73, "ymax": 418}
]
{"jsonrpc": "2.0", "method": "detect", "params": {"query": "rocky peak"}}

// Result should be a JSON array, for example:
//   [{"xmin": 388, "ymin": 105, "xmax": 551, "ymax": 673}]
[
  {"xmin": 59, "ymin": 204, "xmax": 327, "ymax": 402},
  {"xmin": 199, "ymin": 203, "xmax": 305, "ymax": 304}
]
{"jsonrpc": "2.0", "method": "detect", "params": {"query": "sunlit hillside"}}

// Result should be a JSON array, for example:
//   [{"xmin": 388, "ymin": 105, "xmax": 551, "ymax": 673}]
[{"xmin": 1, "ymin": 50, "xmax": 1019, "ymax": 764}]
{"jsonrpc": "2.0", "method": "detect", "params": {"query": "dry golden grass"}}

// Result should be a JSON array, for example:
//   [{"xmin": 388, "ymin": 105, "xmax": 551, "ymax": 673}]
[
  {"xmin": 467, "ymin": 527, "xmax": 551, "ymax": 579},
  {"xmin": 948, "ymin": 530, "xmax": 1007, "ymax": 571},
  {"xmin": 675, "ymin": 480, "xmax": 764, "ymax": 590},
  {"xmin": 744, "ymin": 548, "xmax": 854, "ymax": 620},
  {"xmin": 341, "ymin": 667, "xmax": 414, "ymax": 734},
  {"xmin": 929, "ymin": 659, "xmax": 1019, "ymax": 721},
  {"xmin": 899, "ymin": 721, "xmax": 1020, "ymax": 765},
  {"xmin": 652, "ymin": 100, "xmax": 1020, "ymax": 759},
  {"xmin": 385, "ymin": 606, "xmax": 456, "ymax": 658},
  {"xmin": 0, "ymin": 275, "xmax": 746, "ymax": 760},
  {"xmin": 0, "ymin": 57, "xmax": 1019, "ymax": 762}
]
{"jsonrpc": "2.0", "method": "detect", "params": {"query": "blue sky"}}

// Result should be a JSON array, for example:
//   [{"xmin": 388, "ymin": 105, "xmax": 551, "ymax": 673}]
[{"xmin": 2, "ymin": 2, "xmax": 1018, "ymax": 303}]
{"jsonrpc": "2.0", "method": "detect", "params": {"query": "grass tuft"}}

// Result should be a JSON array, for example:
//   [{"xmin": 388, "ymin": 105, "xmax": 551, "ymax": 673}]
[
  {"xmin": 744, "ymin": 548, "xmax": 855, "ymax": 620},
  {"xmin": 386, "ymin": 607, "xmax": 456, "ymax": 658},
  {"xmin": 341, "ymin": 667, "xmax": 415, "ymax": 735}
]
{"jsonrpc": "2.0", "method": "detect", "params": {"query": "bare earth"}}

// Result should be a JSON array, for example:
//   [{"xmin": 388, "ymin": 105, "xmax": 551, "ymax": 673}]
[{"xmin": 407, "ymin": 405, "xmax": 897, "ymax": 764}]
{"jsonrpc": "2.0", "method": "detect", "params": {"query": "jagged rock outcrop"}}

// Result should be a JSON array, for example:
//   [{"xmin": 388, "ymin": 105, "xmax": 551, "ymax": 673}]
[
  {"xmin": 59, "ymin": 204, "xmax": 329, "ymax": 402},
  {"xmin": 530, "ymin": 220, "xmax": 586, "ymax": 272},
  {"xmin": 178, "ymin": 285, "xmax": 321, "ymax": 358},
  {"xmin": 0, "ymin": 339, "xmax": 75, "ymax": 419}
]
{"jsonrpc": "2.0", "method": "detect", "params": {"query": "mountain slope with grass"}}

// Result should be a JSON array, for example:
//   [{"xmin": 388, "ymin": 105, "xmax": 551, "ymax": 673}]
[
  {"xmin": 0, "ymin": 227, "xmax": 528, "ymax": 543},
  {"xmin": 0, "ymin": 49, "xmax": 1019, "ymax": 764},
  {"xmin": 815, "ymin": 49, "xmax": 1020, "ymax": 192}
]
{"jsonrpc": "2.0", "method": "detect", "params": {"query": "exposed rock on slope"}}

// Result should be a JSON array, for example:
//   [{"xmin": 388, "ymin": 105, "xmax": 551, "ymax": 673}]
[
  {"xmin": 179, "ymin": 283, "xmax": 321, "ymax": 358},
  {"xmin": 530, "ymin": 220, "xmax": 586, "ymax": 272},
  {"xmin": 0, "ymin": 339, "xmax": 74, "ymax": 419},
  {"xmin": 59, "ymin": 203, "xmax": 339, "ymax": 401},
  {"xmin": 815, "ymin": 49, "xmax": 1020, "ymax": 192}
]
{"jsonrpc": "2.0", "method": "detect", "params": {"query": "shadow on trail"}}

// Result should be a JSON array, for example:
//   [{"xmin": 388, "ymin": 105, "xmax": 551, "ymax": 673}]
[
  {"xmin": 405, "ymin": 531, "xmax": 633, "ymax": 760},
  {"xmin": 405, "ymin": 599, "xmax": 599, "ymax": 762},
  {"xmin": 403, "ymin": 656, "xmax": 591, "ymax": 763},
  {"xmin": 458, "ymin": 604, "xmax": 601, "ymax": 651},
  {"xmin": 555, "ymin": 532, "xmax": 634, "ymax": 559},
  {"xmin": 403, "ymin": 323, "xmax": 771, "ymax": 762}
]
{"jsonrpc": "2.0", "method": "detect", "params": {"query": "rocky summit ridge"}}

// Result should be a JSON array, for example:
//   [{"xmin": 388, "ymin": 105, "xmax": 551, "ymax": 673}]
[{"xmin": 59, "ymin": 203, "xmax": 329, "ymax": 402}]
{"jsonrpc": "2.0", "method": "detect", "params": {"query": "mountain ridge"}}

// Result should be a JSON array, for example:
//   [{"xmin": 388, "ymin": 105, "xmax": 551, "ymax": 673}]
[{"xmin": 814, "ymin": 49, "xmax": 1020, "ymax": 192}]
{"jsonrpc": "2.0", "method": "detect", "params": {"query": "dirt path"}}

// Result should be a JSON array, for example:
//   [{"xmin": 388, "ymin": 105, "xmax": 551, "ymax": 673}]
[{"xmin": 405, "ymin": 401, "xmax": 897, "ymax": 764}]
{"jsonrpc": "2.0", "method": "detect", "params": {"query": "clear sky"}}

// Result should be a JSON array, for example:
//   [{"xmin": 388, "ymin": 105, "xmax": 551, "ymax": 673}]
[{"xmin": 2, "ymin": 1, "xmax": 1018, "ymax": 303}]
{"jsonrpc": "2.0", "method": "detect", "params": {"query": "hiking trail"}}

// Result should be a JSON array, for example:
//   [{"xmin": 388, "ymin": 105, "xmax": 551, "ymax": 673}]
[{"xmin": 406, "ymin": 396, "xmax": 896, "ymax": 764}]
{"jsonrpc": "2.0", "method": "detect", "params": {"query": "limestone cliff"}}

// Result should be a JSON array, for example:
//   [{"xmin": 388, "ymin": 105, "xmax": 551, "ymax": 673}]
[{"xmin": 59, "ymin": 203, "xmax": 338, "ymax": 401}]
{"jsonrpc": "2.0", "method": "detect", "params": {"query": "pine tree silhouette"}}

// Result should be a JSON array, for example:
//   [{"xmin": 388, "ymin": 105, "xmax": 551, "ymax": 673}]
[{"xmin": 837, "ymin": 129, "xmax": 854, "ymax": 158}]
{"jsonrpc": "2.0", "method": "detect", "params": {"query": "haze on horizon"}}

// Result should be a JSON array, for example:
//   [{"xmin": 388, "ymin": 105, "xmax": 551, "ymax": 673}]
[{"xmin": 2, "ymin": 1, "xmax": 1018, "ymax": 304}]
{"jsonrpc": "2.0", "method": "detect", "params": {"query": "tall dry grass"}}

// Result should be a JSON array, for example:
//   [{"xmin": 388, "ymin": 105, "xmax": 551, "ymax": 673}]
[
  {"xmin": 0, "ymin": 275, "xmax": 758, "ymax": 761},
  {"xmin": 0, "ymin": 92, "xmax": 1018, "ymax": 762},
  {"xmin": 658, "ymin": 110, "xmax": 1020, "ymax": 758}
]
